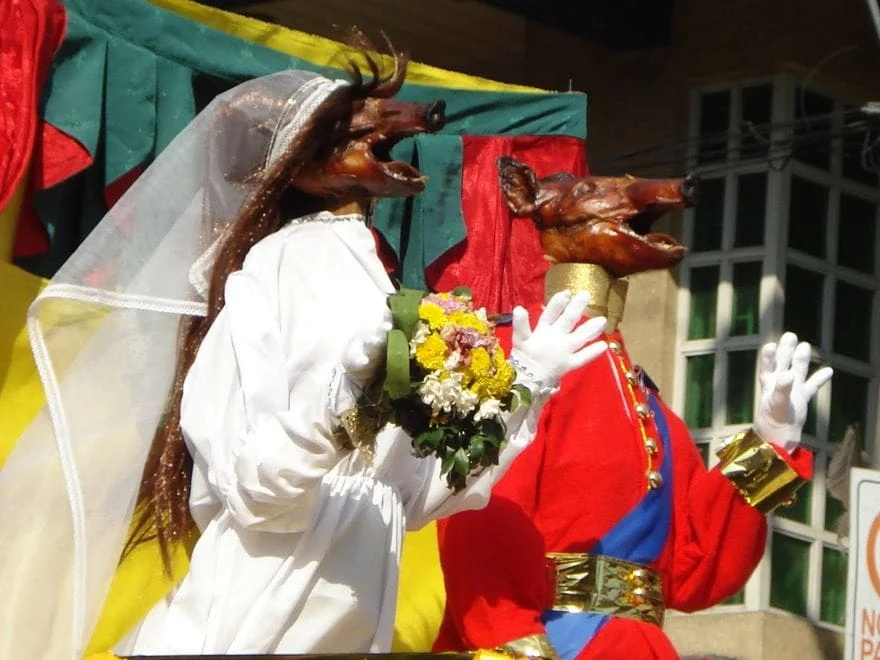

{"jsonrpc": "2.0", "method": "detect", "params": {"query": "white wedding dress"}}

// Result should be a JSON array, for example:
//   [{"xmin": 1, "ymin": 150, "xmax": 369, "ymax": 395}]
[{"xmin": 118, "ymin": 212, "xmax": 545, "ymax": 655}]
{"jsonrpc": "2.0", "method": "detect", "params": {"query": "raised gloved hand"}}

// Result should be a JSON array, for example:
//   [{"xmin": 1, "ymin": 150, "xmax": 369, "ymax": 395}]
[
  {"xmin": 341, "ymin": 308, "xmax": 393, "ymax": 389},
  {"xmin": 510, "ymin": 290, "xmax": 608, "ymax": 392},
  {"xmin": 753, "ymin": 331, "xmax": 833, "ymax": 453}
]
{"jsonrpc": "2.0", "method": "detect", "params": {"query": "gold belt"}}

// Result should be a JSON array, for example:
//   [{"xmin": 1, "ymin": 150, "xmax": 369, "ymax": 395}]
[{"xmin": 547, "ymin": 552, "xmax": 665, "ymax": 627}]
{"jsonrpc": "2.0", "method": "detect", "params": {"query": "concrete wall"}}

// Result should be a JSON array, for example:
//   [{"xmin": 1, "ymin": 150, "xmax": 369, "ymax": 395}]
[{"xmin": 666, "ymin": 610, "xmax": 845, "ymax": 660}]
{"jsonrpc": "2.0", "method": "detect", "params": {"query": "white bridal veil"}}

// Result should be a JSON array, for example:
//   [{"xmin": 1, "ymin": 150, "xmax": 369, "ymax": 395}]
[{"xmin": 0, "ymin": 70, "xmax": 346, "ymax": 660}]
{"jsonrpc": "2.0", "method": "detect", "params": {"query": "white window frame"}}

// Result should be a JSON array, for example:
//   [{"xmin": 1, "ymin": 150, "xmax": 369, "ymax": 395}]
[{"xmin": 674, "ymin": 72, "xmax": 880, "ymax": 629}]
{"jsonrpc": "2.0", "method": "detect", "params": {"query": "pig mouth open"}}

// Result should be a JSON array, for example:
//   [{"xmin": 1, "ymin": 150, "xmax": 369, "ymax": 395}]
[
  {"xmin": 345, "ymin": 98, "xmax": 447, "ymax": 194},
  {"xmin": 546, "ymin": 208, "xmax": 684, "ymax": 255},
  {"xmin": 368, "ymin": 135, "xmax": 426, "ymax": 187},
  {"xmin": 623, "ymin": 209, "xmax": 683, "ymax": 252},
  {"xmin": 496, "ymin": 156, "xmax": 698, "ymax": 276}
]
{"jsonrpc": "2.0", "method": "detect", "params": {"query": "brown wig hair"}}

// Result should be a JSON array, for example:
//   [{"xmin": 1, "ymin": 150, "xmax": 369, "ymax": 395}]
[{"xmin": 125, "ymin": 38, "xmax": 409, "ymax": 571}]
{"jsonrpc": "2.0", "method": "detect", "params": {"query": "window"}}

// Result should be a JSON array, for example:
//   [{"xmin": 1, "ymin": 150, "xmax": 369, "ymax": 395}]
[{"xmin": 677, "ymin": 76, "xmax": 880, "ymax": 629}]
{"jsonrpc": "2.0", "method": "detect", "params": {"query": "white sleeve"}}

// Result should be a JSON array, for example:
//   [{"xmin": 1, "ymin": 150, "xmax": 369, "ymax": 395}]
[
  {"xmin": 398, "ymin": 386, "xmax": 551, "ymax": 530},
  {"xmin": 182, "ymin": 266, "xmax": 346, "ymax": 534}
]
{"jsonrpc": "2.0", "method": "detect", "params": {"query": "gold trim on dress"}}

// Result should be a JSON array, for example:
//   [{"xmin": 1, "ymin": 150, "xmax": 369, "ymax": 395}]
[
  {"xmin": 716, "ymin": 428, "xmax": 806, "ymax": 514},
  {"xmin": 121, "ymin": 655, "xmax": 477, "ymax": 660},
  {"xmin": 477, "ymin": 650, "xmax": 526, "ymax": 660},
  {"xmin": 547, "ymin": 552, "xmax": 665, "ymax": 627},
  {"xmin": 333, "ymin": 404, "xmax": 381, "ymax": 461},
  {"xmin": 495, "ymin": 633, "xmax": 560, "ymax": 660},
  {"xmin": 544, "ymin": 263, "xmax": 628, "ymax": 333}
]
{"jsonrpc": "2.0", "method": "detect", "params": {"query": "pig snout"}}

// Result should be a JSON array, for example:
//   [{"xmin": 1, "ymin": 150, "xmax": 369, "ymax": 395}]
[
  {"xmin": 681, "ymin": 173, "xmax": 701, "ymax": 207},
  {"xmin": 424, "ymin": 100, "xmax": 446, "ymax": 131}
]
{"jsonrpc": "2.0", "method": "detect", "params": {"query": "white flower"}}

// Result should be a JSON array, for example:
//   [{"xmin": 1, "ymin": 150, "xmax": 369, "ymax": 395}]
[
  {"xmin": 475, "ymin": 307, "xmax": 489, "ymax": 323},
  {"xmin": 455, "ymin": 388, "xmax": 480, "ymax": 416},
  {"xmin": 445, "ymin": 349, "xmax": 463, "ymax": 370},
  {"xmin": 419, "ymin": 371, "xmax": 478, "ymax": 416},
  {"xmin": 418, "ymin": 372, "xmax": 458, "ymax": 412},
  {"xmin": 409, "ymin": 322, "xmax": 430, "ymax": 356},
  {"xmin": 473, "ymin": 397, "xmax": 503, "ymax": 422}
]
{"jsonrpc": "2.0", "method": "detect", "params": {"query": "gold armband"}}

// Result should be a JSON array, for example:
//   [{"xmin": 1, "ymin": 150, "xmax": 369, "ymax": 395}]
[
  {"xmin": 476, "ymin": 651, "xmax": 524, "ymax": 660},
  {"xmin": 495, "ymin": 633, "xmax": 560, "ymax": 660},
  {"xmin": 716, "ymin": 428, "xmax": 806, "ymax": 514}
]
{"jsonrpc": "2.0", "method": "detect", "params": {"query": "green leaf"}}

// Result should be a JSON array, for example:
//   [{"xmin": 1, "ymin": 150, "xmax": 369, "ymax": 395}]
[
  {"xmin": 468, "ymin": 434, "xmax": 486, "ymax": 463},
  {"xmin": 441, "ymin": 446, "xmax": 457, "ymax": 473},
  {"xmin": 383, "ymin": 329, "xmax": 411, "ymax": 399},
  {"xmin": 510, "ymin": 383, "xmax": 532, "ymax": 411},
  {"xmin": 415, "ymin": 427, "xmax": 446, "ymax": 451},
  {"xmin": 388, "ymin": 288, "xmax": 426, "ymax": 339},
  {"xmin": 451, "ymin": 286, "xmax": 473, "ymax": 301},
  {"xmin": 477, "ymin": 417, "xmax": 504, "ymax": 438},
  {"xmin": 482, "ymin": 440, "xmax": 502, "ymax": 466},
  {"xmin": 452, "ymin": 447, "xmax": 469, "ymax": 476}
]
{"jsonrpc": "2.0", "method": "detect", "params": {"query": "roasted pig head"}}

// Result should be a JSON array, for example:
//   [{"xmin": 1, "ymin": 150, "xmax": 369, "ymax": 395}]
[
  {"xmin": 293, "ymin": 83, "xmax": 446, "ymax": 199},
  {"xmin": 498, "ymin": 157, "xmax": 699, "ymax": 277}
]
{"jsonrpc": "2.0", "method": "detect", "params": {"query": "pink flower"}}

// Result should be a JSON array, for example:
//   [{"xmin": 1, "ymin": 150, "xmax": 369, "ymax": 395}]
[
  {"xmin": 425, "ymin": 293, "xmax": 467, "ymax": 314},
  {"xmin": 439, "ymin": 325, "xmax": 497, "ymax": 366},
  {"xmin": 441, "ymin": 325, "xmax": 483, "ymax": 349}
]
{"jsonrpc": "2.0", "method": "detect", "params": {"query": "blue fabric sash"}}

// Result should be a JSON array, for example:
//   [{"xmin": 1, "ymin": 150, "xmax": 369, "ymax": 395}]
[{"xmin": 542, "ymin": 393, "xmax": 673, "ymax": 659}]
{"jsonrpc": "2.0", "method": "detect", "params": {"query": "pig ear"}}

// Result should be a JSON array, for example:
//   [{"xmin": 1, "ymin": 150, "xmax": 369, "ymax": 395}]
[
  {"xmin": 540, "ymin": 171, "xmax": 576, "ymax": 184},
  {"xmin": 497, "ymin": 156, "xmax": 539, "ymax": 216}
]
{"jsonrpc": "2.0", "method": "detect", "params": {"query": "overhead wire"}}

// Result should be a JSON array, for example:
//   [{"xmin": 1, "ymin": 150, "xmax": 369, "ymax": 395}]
[
  {"xmin": 594, "ymin": 43, "xmax": 880, "ymax": 178},
  {"xmin": 592, "ymin": 108, "xmax": 880, "ymax": 178},
  {"xmin": 593, "ymin": 106, "xmax": 870, "ymax": 168}
]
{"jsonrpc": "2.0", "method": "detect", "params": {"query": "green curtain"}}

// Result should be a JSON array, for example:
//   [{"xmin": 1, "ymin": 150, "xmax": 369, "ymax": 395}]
[{"xmin": 27, "ymin": 0, "xmax": 587, "ymax": 280}]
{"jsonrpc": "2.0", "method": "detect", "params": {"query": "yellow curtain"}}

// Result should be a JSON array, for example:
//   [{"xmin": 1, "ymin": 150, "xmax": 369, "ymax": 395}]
[
  {"xmin": 150, "ymin": 0, "xmax": 539, "ymax": 94},
  {"xmin": 392, "ymin": 522, "xmax": 447, "ymax": 652},
  {"xmin": 0, "ymin": 178, "xmax": 48, "ymax": 468},
  {"xmin": 0, "ymin": 261, "xmax": 47, "ymax": 466}
]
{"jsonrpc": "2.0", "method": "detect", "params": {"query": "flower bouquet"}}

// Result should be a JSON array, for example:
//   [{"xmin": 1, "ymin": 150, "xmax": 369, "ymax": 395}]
[{"xmin": 374, "ymin": 287, "xmax": 531, "ymax": 492}]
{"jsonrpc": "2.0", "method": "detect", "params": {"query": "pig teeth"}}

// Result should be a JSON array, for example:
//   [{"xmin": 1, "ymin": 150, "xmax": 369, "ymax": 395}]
[{"xmin": 645, "ymin": 232, "xmax": 681, "ymax": 248}]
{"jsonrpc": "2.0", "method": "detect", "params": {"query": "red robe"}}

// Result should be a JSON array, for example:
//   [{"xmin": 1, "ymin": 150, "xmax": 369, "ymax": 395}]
[{"xmin": 434, "ymin": 315, "xmax": 813, "ymax": 659}]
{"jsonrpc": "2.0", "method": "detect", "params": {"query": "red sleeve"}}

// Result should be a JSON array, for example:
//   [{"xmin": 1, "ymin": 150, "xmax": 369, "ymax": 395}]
[
  {"xmin": 434, "ymin": 496, "xmax": 552, "ymax": 651},
  {"xmin": 661, "ymin": 399, "xmax": 813, "ymax": 611}
]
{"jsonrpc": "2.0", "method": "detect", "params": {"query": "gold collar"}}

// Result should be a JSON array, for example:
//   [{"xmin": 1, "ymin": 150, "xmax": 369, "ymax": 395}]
[{"xmin": 544, "ymin": 263, "xmax": 628, "ymax": 332}]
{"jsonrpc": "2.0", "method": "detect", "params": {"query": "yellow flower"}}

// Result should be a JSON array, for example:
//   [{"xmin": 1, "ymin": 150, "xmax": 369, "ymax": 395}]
[
  {"xmin": 493, "ymin": 348, "xmax": 516, "ymax": 389},
  {"xmin": 468, "ymin": 348, "xmax": 515, "ymax": 399},
  {"xmin": 419, "ymin": 301, "xmax": 449, "ymax": 331},
  {"xmin": 414, "ymin": 333, "xmax": 448, "ymax": 371},
  {"xmin": 448, "ymin": 310, "xmax": 488, "ymax": 334},
  {"xmin": 467, "ymin": 347, "xmax": 493, "ymax": 380}
]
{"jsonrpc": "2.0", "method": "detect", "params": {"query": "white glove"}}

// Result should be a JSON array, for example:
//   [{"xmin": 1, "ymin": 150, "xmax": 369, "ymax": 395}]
[
  {"xmin": 753, "ymin": 331, "xmax": 833, "ymax": 453},
  {"xmin": 510, "ymin": 290, "xmax": 608, "ymax": 391},
  {"xmin": 341, "ymin": 308, "xmax": 393, "ymax": 389}
]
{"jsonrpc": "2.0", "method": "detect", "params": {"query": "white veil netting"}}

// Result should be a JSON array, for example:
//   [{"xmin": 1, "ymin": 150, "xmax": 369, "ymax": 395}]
[{"xmin": 0, "ymin": 70, "xmax": 348, "ymax": 660}]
